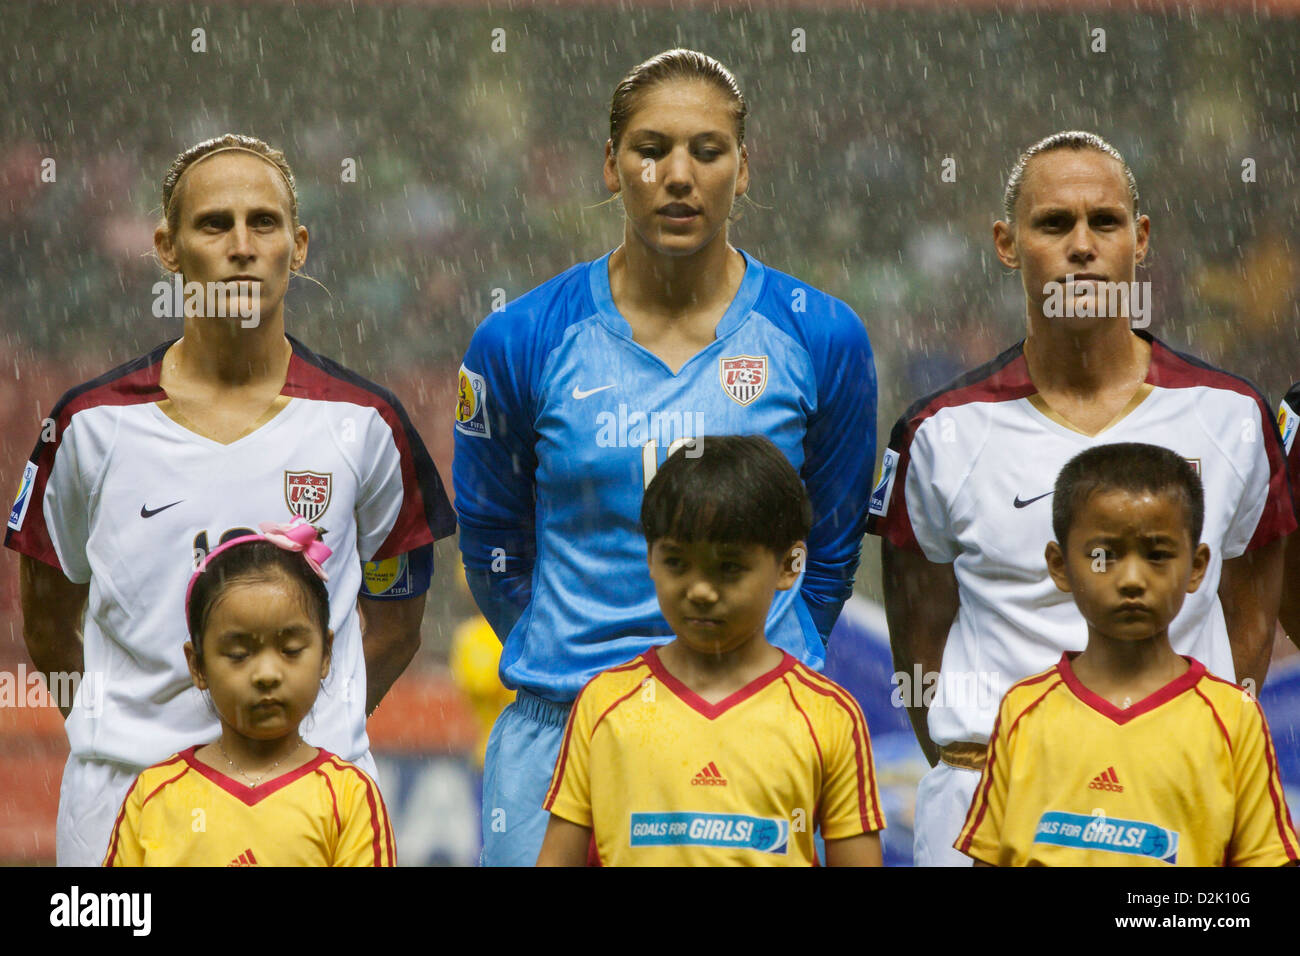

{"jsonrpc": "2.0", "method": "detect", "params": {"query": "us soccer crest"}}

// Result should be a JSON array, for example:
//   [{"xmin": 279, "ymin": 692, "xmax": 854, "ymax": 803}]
[
  {"xmin": 719, "ymin": 355, "xmax": 768, "ymax": 406},
  {"xmin": 285, "ymin": 471, "xmax": 332, "ymax": 522}
]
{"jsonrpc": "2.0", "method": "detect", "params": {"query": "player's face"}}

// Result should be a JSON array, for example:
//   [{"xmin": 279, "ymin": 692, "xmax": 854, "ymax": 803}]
[
  {"xmin": 647, "ymin": 537, "xmax": 800, "ymax": 656},
  {"xmin": 994, "ymin": 150, "xmax": 1150, "ymax": 326},
  {"xmin": 188, "ymin": 574, "xmax": 330, "ymax": 741},
  {"xmin": 604, "ymin": 80, "xmax": 749, "ymax": 257},
  {"xmin": 1046, "ymin": 489, "xmax": 1209, "ymax": 642},
  {"xmin": 155, "ymin": 152, "xmax": 308, "ymax": 324}
]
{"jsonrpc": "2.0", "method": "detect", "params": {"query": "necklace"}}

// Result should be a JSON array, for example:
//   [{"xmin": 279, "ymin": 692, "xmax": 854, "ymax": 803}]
[{"xmin": 217, "ymin": 738, "xmax": 304, "ymax": 787}]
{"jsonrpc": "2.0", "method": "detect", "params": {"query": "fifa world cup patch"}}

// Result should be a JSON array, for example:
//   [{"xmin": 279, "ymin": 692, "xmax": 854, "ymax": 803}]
[
  {"xmin": 7, "ymin": 461, "xmax": 38, "ymax": 532},
  {"xmin": 285, "ymin": 471, "xmax": 333, "ymax": 522},
  {"xmin": 868, "ymin": 449, "xmax": 899, "ymax": 517},
  {"xmin": 718, "ymin": 355, "xmax": 768, "ymax": 406},
  {"xmin": 629, "ymin": 812, "xmax": 789, "ymax": 854},
  {"xmin": 362, "ymin": 553, "xmax": 413, "ymax": 598},
  {"xmin": 1280, "ymin": 401, "xmax": 1299, "ymax": 455},
  {"xmin": 1033, "ymin": 810, "xmax": 1178, "ymax": 864},
  {"xmin": 455, "ymin": 365, "xmax": 491, "ymax": 438}
]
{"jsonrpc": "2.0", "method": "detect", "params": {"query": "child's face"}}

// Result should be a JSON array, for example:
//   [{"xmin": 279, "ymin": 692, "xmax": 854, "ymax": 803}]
[
  {"xmin": 647, "ymin": 537, "xmax": 802, "ymax": 656},
  {"xmin": 185, "ymin": 573, "xmax": 330, "ymax": 740},
  {"xmin": 1046, "ymin": 487, "xmax": 1210, "ymax": 642}
]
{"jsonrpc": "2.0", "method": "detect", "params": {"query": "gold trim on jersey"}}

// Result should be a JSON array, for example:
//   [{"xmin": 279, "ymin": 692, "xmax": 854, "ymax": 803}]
[
  {"xmin": 156, "ymin": 394, "xmax": 292, "ymax": 445},
  {"xmin": 939, "ymin": 741, "xmax": 988, "ymax": 772},
  {"xmin": 1026, "ymin": 382, "xmax": 1154, "ymax": 438}
]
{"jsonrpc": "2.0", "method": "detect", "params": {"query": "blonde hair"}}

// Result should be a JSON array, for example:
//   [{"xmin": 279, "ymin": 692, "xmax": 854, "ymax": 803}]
[
  {"xmin": 1003, "ymin": 131, "xmax": 1139, "ymax": 224},
  {"xmin": 162, "ymin": 134, "xmax": 299, "ymax": 233}
]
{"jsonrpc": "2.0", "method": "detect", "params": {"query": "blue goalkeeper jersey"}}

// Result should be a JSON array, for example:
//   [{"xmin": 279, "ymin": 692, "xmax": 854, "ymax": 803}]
[{"xmin": 453, "ymin": 249, "xmax": 876, "ymax": 702}]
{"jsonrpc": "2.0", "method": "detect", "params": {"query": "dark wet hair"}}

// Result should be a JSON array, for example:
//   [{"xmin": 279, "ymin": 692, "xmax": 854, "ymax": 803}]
[
  {"xmin": 1052, "ymin": 443, "xmax": 1204, "ymax": 548},
  {"xmin": 1003, "ymin": 130, "xmax": 1139, "ymax": 223},
  {"xmin": 641, "ymin": 435, "xmax": 811, "ymax": 555},
  {"xmin": 186, "ymin": 540, "xmax": 331, "ymax": 664},
  {"xmin": 609, "ymin": 49, "xmax": 748, "ymax": 149}
]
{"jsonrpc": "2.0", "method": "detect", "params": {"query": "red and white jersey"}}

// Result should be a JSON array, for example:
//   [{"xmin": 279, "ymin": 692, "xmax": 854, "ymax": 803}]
[
  {"xmin": 5, "ymin": 336, "xmax": 455, "ymax": 769},
  {"xmin": 867, "ymin": 331, "xmax": 1295, "ymax": 748}
]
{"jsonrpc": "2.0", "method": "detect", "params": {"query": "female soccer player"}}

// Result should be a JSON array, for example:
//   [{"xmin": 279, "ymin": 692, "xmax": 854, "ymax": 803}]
[
  {"xmin": 868, "ymin": 131, "xmax": 1294, "ymax": 866},
  {"xmin": 6, "ymin": 133, "xmax": 455, "ymax": 865},
  {"xmin": 105, "ymin": 519, "xmax": 395, "ymax": 866},
  {"xmin": 453, "ymin": 49, "xmax": 878, "ymax": 865}
]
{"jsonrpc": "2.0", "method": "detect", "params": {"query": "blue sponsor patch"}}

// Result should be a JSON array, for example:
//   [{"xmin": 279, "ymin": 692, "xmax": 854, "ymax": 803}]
[
  {"xmin": 629, "ymin": 812, "xmax": 789, "ymax": 854},
  {"xmin": 1033, "ymin": 810, "xmax": 1178, "ymax": 863},
  {"xmin": 7, "ymin": 461, "xmax": 37, "ymax": 532}
]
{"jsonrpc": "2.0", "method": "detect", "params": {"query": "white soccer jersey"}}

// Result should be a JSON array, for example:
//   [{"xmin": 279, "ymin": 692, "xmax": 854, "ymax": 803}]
[
  {"xmin": 867, "ymin": 331, "xmax": 1295, "ymax": 748},
  {"xmin": 5, "ymin": 336, "xmax": 455, "ymax": 769}
]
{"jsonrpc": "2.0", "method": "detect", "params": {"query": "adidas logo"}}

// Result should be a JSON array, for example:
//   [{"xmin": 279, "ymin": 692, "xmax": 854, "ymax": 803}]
[
  {"xmin": 227, "ymin": 848, "xmax": 259, "ymax": 867},
  {"xmin": 1088, "ymin": 767, "xmax": 1124, "ymax": 793},
  {"xmin": 691, "ymin": 761, "xmax": 727, "ymax": 786}
]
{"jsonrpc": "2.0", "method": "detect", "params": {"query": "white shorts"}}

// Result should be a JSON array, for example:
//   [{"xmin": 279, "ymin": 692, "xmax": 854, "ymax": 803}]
[
  {"xmin": 913, "ymin": 761, "xmax": 981, "ymax": 867},
  {"xmin": 57, "ymin": 748, "xmax": 380, "ymax": 867},
  {"xmin": 57, "ymin": 755, "xmax": 140, "ymax": 867}
]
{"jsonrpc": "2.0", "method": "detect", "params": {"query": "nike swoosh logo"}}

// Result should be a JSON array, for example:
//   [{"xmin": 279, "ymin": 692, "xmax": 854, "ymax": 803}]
[
  {"xmin": 1013, "ymin": 492, "xmax": 1054, "ymax": 509},
  {"xmin": 572, "ymin": 384, "xmax": 616, "ymax": 400},
  {"xmin": 140, "ymin": 500, "xmax": 184, "ymax": 518}
]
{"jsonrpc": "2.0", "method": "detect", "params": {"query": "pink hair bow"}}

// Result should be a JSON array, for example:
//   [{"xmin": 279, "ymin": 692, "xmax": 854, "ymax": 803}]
[
  {"xmin": 184, "ymin": 517, "xmax": 333, "ymax": 625},
  {"xmin": 257, "ymin": 517, "xmax": 333, "ymax": 580}
]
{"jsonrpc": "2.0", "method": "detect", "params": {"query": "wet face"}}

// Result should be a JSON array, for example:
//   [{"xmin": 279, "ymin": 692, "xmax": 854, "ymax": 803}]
[
  {"xmin": 647, "ymin": 537, "xmax": 800, "ymax": 656},
  {"xmin": 604, "ymin": 80, "xmax": 748, "ymax": 257},
  {"xmin": 995, "ymin": 149, "xmax": 1149, "ymax": 326},
  {"xmin": 186, "ymin": 573, "xmax": 330, "ymax": 740},
  {"xmin": 1046, "ymin": 488, "xmax": 1209, "ymax": 643},
  {"xmin": 155, "ymin": 152, "xmax": 307, "ymax": 324}
]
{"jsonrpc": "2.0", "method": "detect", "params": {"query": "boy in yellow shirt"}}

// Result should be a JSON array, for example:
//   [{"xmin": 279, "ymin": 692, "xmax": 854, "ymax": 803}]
[
  {"xmin": 958, "ymin": 442, "xmax": 1297, "ymax": 866},
  {"xmin": 537, "ymin": 435, "xmax": 884, "ymax": 866}
]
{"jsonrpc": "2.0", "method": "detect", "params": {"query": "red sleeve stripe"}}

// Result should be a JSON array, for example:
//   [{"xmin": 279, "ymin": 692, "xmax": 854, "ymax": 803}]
[
  {"xmin": 140, "ymin": 765, "xmax": 191, "ymax": 810},
  {"xmin": 283, "ymin": 337, "xmax": 455, "ymax": 559},
  {"xmin": 1251, "ymin": 697, "xmax": 1299, "ymax": 860},
  {"xmin": 781, "ymin": 674, "xmax": 823, "ymax": 773},
  {"xmin": 324, "ymin": 756, "xmax": 390, "ymax": 866},
  {"xmin": 1004, "ymin": 675, "xmax": 1064, "ymax": 741},
  {"xmin": 543, "ymin": 675, "xmax": 606, "ymax": 810},
  {"xmin": 789, "ymin": 666, "xmax": 884, "ymax": 832},
  {"xmin": 1192, "ymin": 683, "xmax": 1234, "ymax": 755},
  {"xmin": 542, "ymin": 671, "xmax": 617, "ymax": 811},
  {"xmin": 957, "ymin": 705, "xmax": 1003, "ymax": 853},
  {"xmin": 591, "ymin": 682, "xmax": 647, "ymax": 737},
  {"xmin": 867, "ymin": 341, "xmax": 1034, "ymax": 551},
  {"xmin": 959, "ymin": 678, "xmax": 1062, "ymax": 853},
  {"xmin": 103, "ymin": 761, "xmax": 189, "ymax": 867},
  {"xmin": 5, "ymin": 343, "xmax": 171, "ymax": 570},
  {"xmin": 316, "ymin": 768, "xmax": 343, "ymax": 833}
]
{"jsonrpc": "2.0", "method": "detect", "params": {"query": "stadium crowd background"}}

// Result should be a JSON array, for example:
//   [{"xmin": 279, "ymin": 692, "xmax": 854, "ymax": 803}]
[{"xmin": 1, "ymin": 1, "xmax": 1297, "ymax": 863}]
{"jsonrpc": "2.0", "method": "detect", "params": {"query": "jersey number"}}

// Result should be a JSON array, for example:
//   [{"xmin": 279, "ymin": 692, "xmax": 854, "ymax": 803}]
[
  {"xmin": 192, "ymin": 527, "xmax": 256, "ymax": 569},
  {"xmin": 641, "ymin": 439, "xmax": 697, "ymax": 489}
]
